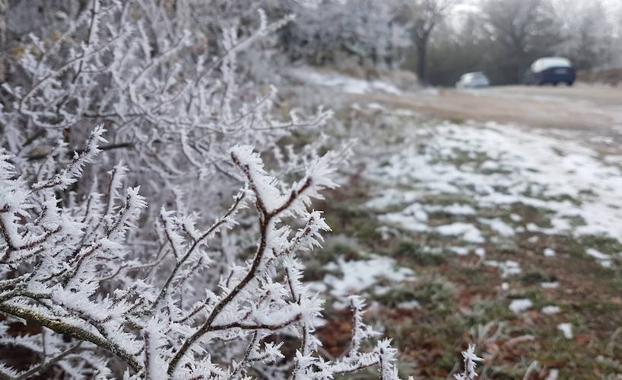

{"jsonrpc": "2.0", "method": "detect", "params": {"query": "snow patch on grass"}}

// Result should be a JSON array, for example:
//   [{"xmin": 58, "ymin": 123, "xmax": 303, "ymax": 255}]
[
  {"xmin": 558, "ymin": 323, "xmax": 573, "ymax": 339},
  {"xmin": 541, "ymin": 281, "xmax": 560, "ymax": 289},
  {"xmin": 509, "ymin": 298, "xmax": 533, "ymax": 313},
  {"xmin": 480, "ymin": 218, "xmax": 515, "ymax": 237},
  {"xmin": 324, "ymin": 256, "xmax": 415, "ymax": 298},
  {"xmin": 426, "ymin": 204, "xmax": 476, "ymax": 215},
  {"xmin": 436, "ymin": 223, "xmax": 484, "ymax": 244},
  {"xmin": 485, "ymin": 260, "xmax": 522, "ymax": 278},
  {"xmin": 585, "ymin": 248, "xmax": 613, "ymax": 268},
  {"xmin": 379, "ymin": 203, "xmax": 429, "ymax": 232},
  {"xmin": 288, "ymin": 67, "xmax": 401, "ymax": 95},
  {"xmin": 544, "ymin": 248, "xmax": 556, "ymax": 257},
  {"xmin": 397, "ymin": 300, "xmax": 421, "ymax": 310},
  {"xmin": 541, "ymin": 305, "xmax": 561, "ymax": 315}
]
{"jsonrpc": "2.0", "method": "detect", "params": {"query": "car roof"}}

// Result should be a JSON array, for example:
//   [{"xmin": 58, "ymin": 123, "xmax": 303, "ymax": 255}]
[
  {"xmin": 531, "ymin": 57, "xmax": 572, "ymax": 73},
  {"xmin": 461, "ymin": 72, "xmax": 486, "ymax": 78}
]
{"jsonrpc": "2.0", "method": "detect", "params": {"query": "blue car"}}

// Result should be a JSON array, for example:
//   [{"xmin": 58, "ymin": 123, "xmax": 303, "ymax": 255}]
[{"xmin": 524, "ymin": 57, "xmax": 576, "ymax": 86}]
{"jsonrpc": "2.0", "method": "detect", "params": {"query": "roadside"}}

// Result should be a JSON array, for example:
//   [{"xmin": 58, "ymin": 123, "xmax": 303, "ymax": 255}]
[
  {"xmin": 289, "ymin": 66, "xmax": 622, "ymax": 150},
  {"xmin": 288, "ymin": 68, "xmax": 622, "ymax": 379}
]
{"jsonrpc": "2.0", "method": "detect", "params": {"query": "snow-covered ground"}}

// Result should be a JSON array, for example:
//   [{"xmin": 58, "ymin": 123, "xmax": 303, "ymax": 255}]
[
  {"xmin": 364, "ymin": 121, "xmax": 622, "ymax": 267},
  {"xmin": 294, "ymin": 68, "xmax": 622, "ymax": 377},
  {"xmin": 287, "ymin": 67, "xmax": 403, "ymax": 95},
  {"xmin": 288, "ymin": 57, "xmax": 622, "ymax": 380}
]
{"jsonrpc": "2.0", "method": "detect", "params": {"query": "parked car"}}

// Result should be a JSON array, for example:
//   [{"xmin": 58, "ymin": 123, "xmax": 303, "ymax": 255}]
[
  {"xmin": 524, "ymin": 57, "xmax": 576, "ymax": 86},
  {"xmin": 456, "ymin": 72, "xmax": 490, "ymax": 88}
]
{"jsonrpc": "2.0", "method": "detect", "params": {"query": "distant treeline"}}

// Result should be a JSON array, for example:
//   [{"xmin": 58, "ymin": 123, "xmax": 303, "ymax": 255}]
[
  {"xmin": 419, "ymin": 0, "xmax": 621, "ymax": 86},
  {"xmin": 276, "ymin": 0, "xmax": 621, "ymax": 86}
]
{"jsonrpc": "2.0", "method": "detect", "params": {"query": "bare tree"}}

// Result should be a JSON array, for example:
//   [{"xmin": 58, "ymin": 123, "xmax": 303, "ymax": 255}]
[
  {"xmin": 0, "ymin": 0, "xmax": 7, "ymax": 82},
  {"xmin": 555, "ymin": 0, "xmax": 614, "ymax": 70},
  {"xmin": 482, "ymin": 0, "xmax": 562, "ymax": 83},
  {"xmin": 408, "ymin": 0, "xmax": 457, "ymax": 85}
]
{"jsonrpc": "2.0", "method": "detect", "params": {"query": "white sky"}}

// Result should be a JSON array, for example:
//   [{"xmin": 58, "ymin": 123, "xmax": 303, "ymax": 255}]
[
  {"xmin": 454, "ymin": 0, "xmax": 622, "ymax": 15},
  {"xmin": 452, "ymin": 0, "xmax": 622, "ymax": 34}
]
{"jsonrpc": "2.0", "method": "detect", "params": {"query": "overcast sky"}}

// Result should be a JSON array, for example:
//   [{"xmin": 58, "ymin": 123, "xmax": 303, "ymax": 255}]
[
  {"xmin": 453, "ymin": 0, "xmax": 621, "ymax": 34},
  {"xmin": 455, "ymin": 0, "xmax": 622, "ymax": 14}
]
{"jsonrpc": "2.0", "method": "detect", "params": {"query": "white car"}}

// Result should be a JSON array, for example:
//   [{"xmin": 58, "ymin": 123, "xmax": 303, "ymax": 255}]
[{"xmin": 456, "ymin": 72, "xmax": 490, "ymax": 89}]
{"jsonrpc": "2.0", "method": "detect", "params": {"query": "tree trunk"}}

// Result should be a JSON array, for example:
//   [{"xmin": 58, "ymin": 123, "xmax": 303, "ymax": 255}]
[
  {"xmin": 0, "ymin": 0, "xmax": 6, "ymax": 82},
  {"xmin": 416, "ymin": 39, "xmax": 428, "ymax": 86}
]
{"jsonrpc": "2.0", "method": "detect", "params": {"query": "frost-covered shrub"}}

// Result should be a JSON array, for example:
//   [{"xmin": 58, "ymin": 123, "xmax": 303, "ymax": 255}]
[
  {"xmin": 0, "ymin": 128, "xmax": 402, "ymax": 378},
  {"xmin": 0, "ymin": 1, "xmax": 403, "ymax": 378},
  {"xmin": 0, "ymin": 0, "xmax": 331, "ymax": 221},
  {"xmin": 0, "ymin": 0, "xmax": 340, "ymax": 308},
  {"xmin": 278, "ymin": 0, "xmax": 410, "ymax": 68},
  {"xmin": 453, "ymin": 345, "xmax": 482, "ymax": 380},
  {"xmin": 0, "ymin": 1, "xmax": 481, "ymax": 378}
]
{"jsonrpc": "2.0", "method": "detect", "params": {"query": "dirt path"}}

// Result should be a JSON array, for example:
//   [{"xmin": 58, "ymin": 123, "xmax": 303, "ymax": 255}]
[{"xmin": 352, "ymin": 84, "xmax": 622, "ymax": 132}]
